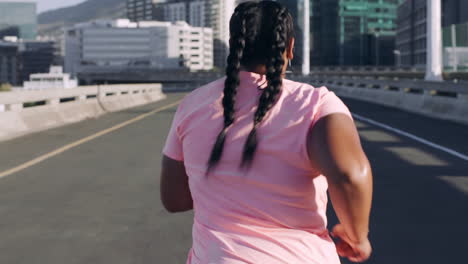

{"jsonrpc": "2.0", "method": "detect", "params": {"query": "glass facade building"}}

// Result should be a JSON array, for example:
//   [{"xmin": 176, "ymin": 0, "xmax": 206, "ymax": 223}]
[
  {"xmin": 18, "ymin": 41, "xmax": 56, "ymax": 84},
  {"xmin": 0, "ymin": 1, "xmax": 37, "ymax": 40},
  {"xmin": 0, "ymin": 41, "xmax": 18, "ymax": 85},
  {"xmin": 126, "ymin": 0, "xmax": 156, "ymax": 22},
  {"xmin": 278, "ymin": 0, "xmax": 401, "ymax": 66},
  {"xmin": 397, "ymin": 0, "xmax": 468, "ymax": 68},
  {"xmin": 337, "ymin": 0, "xmax": 401, "ymax": 65}
]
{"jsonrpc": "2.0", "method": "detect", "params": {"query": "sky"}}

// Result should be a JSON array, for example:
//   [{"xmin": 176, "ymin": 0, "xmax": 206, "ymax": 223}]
[{"xmin": 34, "ymin": 0, "xmax": 87, "ymax": 13}]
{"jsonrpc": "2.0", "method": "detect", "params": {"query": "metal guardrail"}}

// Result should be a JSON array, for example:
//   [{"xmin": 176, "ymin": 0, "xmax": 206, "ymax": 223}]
[
  {"xmin": 292, "ymin": 75, "xmax": 468, "ymax": 98},
  {"xmin": 310, "ymin": 66, "xmax": 420, "ymax": 72},
  {"xmin": 305, "ymin": 68, "xmax": 468, "ymax": 81},
  {"xmin": 290, "ymin": 74, "xmax": 468, "ymax": 125}
]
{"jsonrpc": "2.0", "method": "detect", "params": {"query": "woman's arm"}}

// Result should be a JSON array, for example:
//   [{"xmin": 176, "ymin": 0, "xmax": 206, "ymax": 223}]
[
  {"xmin": 307, "ymin": 113, "xmax": 373, "ymax": 262},
  {"xmin": 160, "ymin": 155, "xmax": 193, "ymax": 213}
]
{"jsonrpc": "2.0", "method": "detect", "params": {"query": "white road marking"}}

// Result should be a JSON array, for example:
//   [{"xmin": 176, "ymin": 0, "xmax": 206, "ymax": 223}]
[
  {"xmin": 353, "ymin": 113, "xmax": 468, "ymax": 162},
  {"xmin": 0, "ymin": 100, "xmax": 181, "ymax": 179},
  {"xmin": 1, "ymin": 101, "xmax": 465, "ymax": 179}
]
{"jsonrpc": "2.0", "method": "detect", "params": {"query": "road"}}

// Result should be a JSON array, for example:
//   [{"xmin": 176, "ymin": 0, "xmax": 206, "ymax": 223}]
[{"xmin": 0, "ymin": 92, "xmax": 467, "ymax": 264}]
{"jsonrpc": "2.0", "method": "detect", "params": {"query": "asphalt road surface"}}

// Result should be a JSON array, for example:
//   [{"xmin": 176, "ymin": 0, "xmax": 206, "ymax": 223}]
[{"xmin": 0, "ymin": 92, "xmax": 467, "ymax": 264}]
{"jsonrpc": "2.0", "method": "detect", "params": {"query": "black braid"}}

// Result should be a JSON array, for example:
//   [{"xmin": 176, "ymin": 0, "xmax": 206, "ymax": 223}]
[
  {"xmin": 207, "ymin": 1, "xmax": 294, "ymax": 173},
  {"xmin": 207, "ymin": 4, "xmax": 252, "ymax": 173},
  {"xmin": 241, "ymin": 5, "xmax": 290, "ymax": 168}
]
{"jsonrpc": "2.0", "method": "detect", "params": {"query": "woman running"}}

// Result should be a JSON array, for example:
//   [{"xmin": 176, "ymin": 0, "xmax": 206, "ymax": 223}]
[{"xmin": 160, "ymin": 1, "xmax": 373, "ymax": 263}]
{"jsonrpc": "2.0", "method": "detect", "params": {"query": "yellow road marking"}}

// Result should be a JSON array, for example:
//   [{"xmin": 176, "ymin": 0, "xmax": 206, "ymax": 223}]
[{"xmin": 0, "ymin": 100, "xmax": 181, "ymax": 179}]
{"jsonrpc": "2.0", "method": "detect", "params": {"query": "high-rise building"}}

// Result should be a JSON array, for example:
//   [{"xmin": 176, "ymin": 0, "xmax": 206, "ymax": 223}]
[
  {"xmin": 0, "ymin": 41, "xmax": 18, "ymax": 85},
  {"xmin": 442, "ymin": 0, "xmax": 468, "ymax": 27},
  {"xmin": 189, "ymin": 1, "xmax": 207, "ymax": 27},
  {"xmin": 161, "ymin": 1, "xmax": 188, "ymax": 23},
  {"xmin": 153, "ymin": 0, "xmax": 242, "ymax": 68},
  {"xmin": 316, "ymin": 0, "xmax": 401, "ymax": 66},
  {"xmin": 210, "ymin": 0, "xmax": 250, "ymax": 68},
  {"xmin": 156, "ymin": 0, "xmax": 207, "ymax": 27},
  {"xmin": 127, "ymin": 0, "xmax": 155, "ymax": 22},
  {"xmin": 396, "ymin": 0, "xmax": 426, "ymax": 67},
  {"xmin": 0, "ymin": 0, "xmax": 37, "ymax": 40},
  {"xmin": 278, "ymin": 0, "xmax": 401, "ymax": 66},
  {"xmin": 396, "ymin": 0, "xmax": 468, "ymax": 67},
  {"xmin": 17, "ymin": 41, "xmax": 56, "ymax": 84},
  {"xmin": 338, "ymin": 0, "xmax": 401, "ymax": 66},
  {"xmin": 65, "ymin": 19, "xmax": 213, "ymax": 74}
]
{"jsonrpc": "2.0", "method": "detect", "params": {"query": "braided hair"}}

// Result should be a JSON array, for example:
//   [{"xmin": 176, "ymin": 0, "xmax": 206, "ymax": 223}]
[{"xmin": 207, "ymin": 1, "xmax": 294, "ymax": 173}]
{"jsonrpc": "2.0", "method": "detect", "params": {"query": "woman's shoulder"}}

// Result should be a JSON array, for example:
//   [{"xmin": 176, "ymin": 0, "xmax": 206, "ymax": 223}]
[
  {"xmin": 281, "ymin": 78, "xmax": 351, "ymax": 123},
  {"xmin": 282, "ymin": 78, "xmax": 332, "ymax": 99},
  {"xmin": 176, "ymin": 77, "xmax": 225, "ymax": 114}
]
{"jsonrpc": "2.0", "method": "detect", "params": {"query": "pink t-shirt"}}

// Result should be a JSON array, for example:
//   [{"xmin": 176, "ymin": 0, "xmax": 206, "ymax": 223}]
[{"xmin": 163, "ymin": 71, "xmax": 352, "ymax": 264}]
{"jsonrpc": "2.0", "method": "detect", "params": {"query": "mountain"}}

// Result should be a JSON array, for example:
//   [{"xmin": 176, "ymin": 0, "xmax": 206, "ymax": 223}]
[{"xmin": 38, "ymin": 0, "xmax": 126, "ymax": 36}]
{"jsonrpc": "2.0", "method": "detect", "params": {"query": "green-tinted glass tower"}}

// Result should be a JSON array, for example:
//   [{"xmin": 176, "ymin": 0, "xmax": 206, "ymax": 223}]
[
  {"xmin": 0, "ymin": 1, "xmax": 37, "ymax": 40},
  {"xmin": 313, "ymin": 0, "xmax": 402, "ymax": 66},
  {"xmin": 339, "ymin": 0, "xmax": 401, "ymax": 65},
  {"xmin": 279, "ymin": 0, "xmax": 402, "ymax": 66}
]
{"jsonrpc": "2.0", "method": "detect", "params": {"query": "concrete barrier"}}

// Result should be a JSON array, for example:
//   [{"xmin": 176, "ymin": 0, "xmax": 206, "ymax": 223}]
[
  {"xmin": 292, "ymin": 75, "xmax": 468, "ymax": 126},
  {"xmin": 0, "ymin": 84, "xmax": 165, "ymax": 142}
]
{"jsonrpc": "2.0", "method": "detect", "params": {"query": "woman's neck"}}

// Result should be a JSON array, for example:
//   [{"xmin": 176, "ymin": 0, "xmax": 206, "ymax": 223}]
[{"xmin": 240, "ymin": 65, "xmax": 267, "ymax": 75}]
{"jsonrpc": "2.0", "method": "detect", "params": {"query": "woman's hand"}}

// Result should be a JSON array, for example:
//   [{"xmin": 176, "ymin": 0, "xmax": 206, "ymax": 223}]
[{"xmin": 331, "ymin": 224, "xmax": 372, "ymax": 263}]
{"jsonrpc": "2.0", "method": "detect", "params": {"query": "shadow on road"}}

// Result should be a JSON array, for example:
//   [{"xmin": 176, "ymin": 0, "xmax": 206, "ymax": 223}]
[{"xmin": 329, "ymin": 130, "xmax": 468, "ymax": 264}]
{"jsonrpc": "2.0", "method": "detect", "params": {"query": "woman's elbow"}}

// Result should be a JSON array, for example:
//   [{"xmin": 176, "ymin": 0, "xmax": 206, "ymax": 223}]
[
  {"xmin": 163, "ymin": 204, "xmax": 184, "ymax": 213},
  {"xmin": 350, "ymin": 162, "xmax": 372, "ymax": 184},
  {"xmin": 330, "ymin": 161, "xmax": 372, "ymax": 186},
  {"xmin": 161, "ymin": 197, "xmax": 193, "ymax": 213}
]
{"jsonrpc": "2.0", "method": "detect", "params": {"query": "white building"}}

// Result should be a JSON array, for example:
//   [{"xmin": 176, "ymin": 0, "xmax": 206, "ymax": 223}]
[
  {"xmin": 65, "ymin": 19, "xmax": 213, "ymax": 74},
  {"xmin": 151, "ymin": 0, "xmax": 249, "ymax": 68},
  {"xmin": 210, "ymin": 0, "xmax": 249, "ymax": 68},
  {"xmin": 23, "ymin": 66, "xmax": 78, "ymax": 90},
  {"xmin": 444, "ymin": 47, "xmax": 468, "ymax": 71},
  {"xmin": 210, "ymin": 0, "xmax": 235, "ymax": 68}
]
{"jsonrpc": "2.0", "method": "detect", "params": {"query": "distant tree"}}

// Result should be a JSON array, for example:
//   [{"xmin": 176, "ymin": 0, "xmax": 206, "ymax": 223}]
[{"xmin": 0, "ymin": 83, "xmax": 12, "ymax": 92}]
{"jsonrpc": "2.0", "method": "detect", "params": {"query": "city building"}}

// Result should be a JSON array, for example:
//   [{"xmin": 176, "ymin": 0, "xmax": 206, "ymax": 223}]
[
  {"xmin": 17, "ymin": 40, "xmax": 57, "ymax": 84},
  {"xmin": 127, "ymin": 0, "xmax": 156, "ymax": 22},
  {"xmin": 162, "ymin": 1, "xmax": 187, "ymax": 23},
  {"xmin": 210, "ymin": 0, "xmax": 244, "ymax": 68},
  {"xmin": 38, "ymin": 34, "xmax": 65, "ymax": 67},
  {"xmin": 23, "ymin": 66, "xmax": 78, "ymax": 90},
  {"xmin": 0, "ymin": 0, "xmax": 37, "ymax": 40},
  {"xmin": 442, "ymin": 0, "xmax": 468, "ymax": 27},
  {"xmin": 189, "ymin": 1, "xmax": 207, "ymax": 27},
  {"xmin": 316, "ymin": 0, "xmax": 400, "ymax": 66},
  {"xmin": 154, "ymin": 0, "xmax": 208, "ymax": 27},
  {"xmin": 396, "ymin": 0, "xmax": 427, "ymax": 67},
  {"xmin": 0, "ymin": 41, "xmax": 18, "ymax": 86},
  {"xmin": 150, "ymin": 0, "xmax": 250, "ymax": 69},
  {"xmin": 65, "ymin": 19, "xmax": 213, "ymax": 74},
  {"xmin": 397, "ymin": 0, "xmax": 468, "ymax": 68},
  {"xmin": 277, "ymin": 0, "xmax": 401, "ymax": 67}
]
